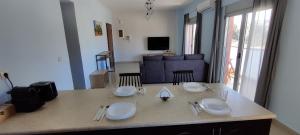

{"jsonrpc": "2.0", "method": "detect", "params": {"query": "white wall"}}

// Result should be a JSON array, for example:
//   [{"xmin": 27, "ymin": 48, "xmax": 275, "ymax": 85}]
[
  {"xmin": 201, "ymin": 9, "xmax": 215, "ymax": 63},
  {"xmin": 71, "ymin": 0, "xmax": 113, "ymax": 88},
  {"xmin": 0, "ymin": 0, "xmax": 74, "ymax": 91},
  {"xmin": 112, "ymin": 10, "xmax": 178, "ymax": 62},
  {"xmin": 268, "ymin": 0, "xmax": 300, "ymax": 133}
]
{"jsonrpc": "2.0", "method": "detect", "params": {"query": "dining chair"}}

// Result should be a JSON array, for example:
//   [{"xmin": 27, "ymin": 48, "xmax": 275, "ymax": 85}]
[
  {"xmin": 173, "ymin": 70, "xmax": 194, "ymax": 85},
  {"xmin": 119, "ymin": 73, "xmax": 142, "ymax": 87}
]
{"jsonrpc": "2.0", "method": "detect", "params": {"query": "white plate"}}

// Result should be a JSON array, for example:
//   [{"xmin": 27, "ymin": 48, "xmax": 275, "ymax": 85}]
[
  {"xmin": 200, "ymin": 98, "xmax": 231, "ymax": 116},
  {"xmin": 183, "ymin": 82, "xmax": 207, "ymax": 92},
  {"xmin": 114, "ymin": 86, "xmax": 137, "ymax": 97},
  {"xmin": 106, "ymin": 102, "xmax": 136, "ymax": 121}
]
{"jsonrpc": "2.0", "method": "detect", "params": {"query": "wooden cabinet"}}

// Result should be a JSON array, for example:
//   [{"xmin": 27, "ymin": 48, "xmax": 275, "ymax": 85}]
[
  {"xmin": 218, "ymin": 119, "xmax": 272, "ymax": 135},
  {"xmin": 53, "ymin": 119, "xmax": 272, "ymax": 135},
  {"xmin": 207, "ymin": 119, "xmax": 272, "ymax": 135}
]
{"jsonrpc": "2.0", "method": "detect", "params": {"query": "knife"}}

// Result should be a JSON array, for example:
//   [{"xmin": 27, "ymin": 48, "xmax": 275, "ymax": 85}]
[
  {"xmin": 93, "ymin": 106, "xmax": 104, "ymax": 121},
  {"xmin": 188, "ymin": 101, "xmax": 200, "ymax": 115},
  {"xmin": 98, "ymin": 105, "xmax": 110, "ymax": 122}
]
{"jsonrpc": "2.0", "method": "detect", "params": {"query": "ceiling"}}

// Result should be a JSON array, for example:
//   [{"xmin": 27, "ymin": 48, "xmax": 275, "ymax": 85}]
[{"xmin": 100, "ymin": 0, "xmax": 193, "ymax": 11}]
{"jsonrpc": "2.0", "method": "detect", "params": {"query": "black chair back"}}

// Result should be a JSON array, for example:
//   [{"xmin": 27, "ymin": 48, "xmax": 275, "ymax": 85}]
[
  {"xmin": 119, "ymin": 73, "xmax": 142, "ymax": 87},
  {"xmin": 173, "ymin": 70, "xmax": 194, "ymax": 85}
]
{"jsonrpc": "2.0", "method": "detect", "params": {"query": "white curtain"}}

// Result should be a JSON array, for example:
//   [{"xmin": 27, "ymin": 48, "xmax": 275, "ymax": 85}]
[
  {"xmin": 239, "ymin": 9, "xmax": 272, "ymax": 101},
  {"xmin": 184, "ymin": 23, "xmax": 197, "ymax": 54}
]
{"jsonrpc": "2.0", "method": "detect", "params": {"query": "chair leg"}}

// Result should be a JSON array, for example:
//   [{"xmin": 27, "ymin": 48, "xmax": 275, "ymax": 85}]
[
  {"xmin": 126, "ymin": 76, "xmax": 128, "ymax": 86},
  {"xmin": 135, "ymin": 76, "xmax": 137, "ymax": 87},
  {"xmin": 135, "ymin": 76, "xmax": 140, "ymax": 87},
  {"xmin": 119, "ymin": 76, "xmax": 124, "ymax": 87},
  {"xmin": 137, "ymin": 76, "xmax": 139, "ymax": 87},
  {"xmin": 128, "ymin": 76, "xmax": 130, "ymax": 86},
  {"xmin": 119, "ymin": 76, "xmax": 121, "ymax": 87},
  {"xmin": 185, "ymin": 73, "xmax": 188, "ymax": 82},
  {"xmin": 176, "ymin": 74, "xmax": 179, "ymax": 85},
  {"xmin": 173, "ymin": 74, "xmax": 176, "ymax": 85},
  {"xmin": 128, "ymin": 76, "xmax": 131, "ymax": 86},
  {"xmin": 138, "ymin": 76, "xmax": 141, "ymax": 87},
  {"xmin": 191, "ymin": 73, "xmax": 195, "ymax": 82},
  {"xmin": 132, "ymin": 76, "xmax": 134, "ymax": 86},
  {"xmin": 180, "ymin": 73, "xmax": 183, "ymax": 84}
]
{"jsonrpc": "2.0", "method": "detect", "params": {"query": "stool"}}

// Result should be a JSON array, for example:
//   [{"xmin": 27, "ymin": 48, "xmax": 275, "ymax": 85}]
[{"xmin": 89, "ymin": 70, "xmax": 108, "ymax": 88}]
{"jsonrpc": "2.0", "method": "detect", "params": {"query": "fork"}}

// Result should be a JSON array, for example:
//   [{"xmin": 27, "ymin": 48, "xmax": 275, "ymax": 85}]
[
  {"xmin": 137, "ymin": 87, "xmax": 145, "ymax": 95},
  {"xmin": 93, "ymin": 105, "xmax": 104, "ymax": 121},
  {"xmin": 188, "ymin": 101, "xmax": 201, "ymax": 115},
  {"xmin": 98, "ymin": 105, "xmax": 110, "ymax": 122},
  {"xmin": 194, "ymin": 101, "xmax": 203, "ymax": 112}
]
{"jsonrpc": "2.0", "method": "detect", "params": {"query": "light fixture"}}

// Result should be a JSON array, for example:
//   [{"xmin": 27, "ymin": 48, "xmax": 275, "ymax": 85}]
[{"xmin": 145, "ymin": 0, "xmax": 155, "ymax": 20}]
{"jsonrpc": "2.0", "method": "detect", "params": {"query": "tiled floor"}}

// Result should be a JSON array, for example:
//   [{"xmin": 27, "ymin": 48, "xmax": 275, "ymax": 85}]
[
  {"xmin": 270, "ymin": 121, "xmax": 298, "ymax": 135},
  {"xmin": 114, "ymin": 62, "xmax": 298, "ymax": 135}
]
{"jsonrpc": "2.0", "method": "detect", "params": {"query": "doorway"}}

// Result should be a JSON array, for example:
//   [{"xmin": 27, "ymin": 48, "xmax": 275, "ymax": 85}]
[
  {"xmin": 223, "ymin": 14, "xmax": 243, "ymax": 89},
  {"xmin": 223, "ymin": 9, "xmax": 272, "ymax": 100},
  {"xmin": 106, "ymin": 23, "xmax": 115, "ymax": 71}
]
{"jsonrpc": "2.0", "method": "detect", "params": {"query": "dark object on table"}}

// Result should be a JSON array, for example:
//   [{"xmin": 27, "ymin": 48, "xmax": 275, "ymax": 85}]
[
  {"xmin": 161, "ymin": 97, "xmax": 170, "ymax": 102},
  {"xmin": 30, "ymin": 81, "xmax": 58, "ymax": 102},
  {"xmin": 119, "ymin": 73, "xmax": 142, "ymax": 87},
  {"xmin": 10, "ymin": 87, "xmax": 45, "ymax": 113},
  {"xmin": 160, "ymin": 89, "xmax": 171, "ymax": 102}
]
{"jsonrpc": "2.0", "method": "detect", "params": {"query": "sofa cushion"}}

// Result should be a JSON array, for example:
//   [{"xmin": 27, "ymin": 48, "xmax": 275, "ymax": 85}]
[
  {"xmin": 142, "ymin": 61, "xmax": 165, "ymax": 84},
  {"xmin": 164, "ymin": 60, "xmax": 206, "ymax": 83},
  {"xmin": 184, "ymin": 54, "xmax": 204, "ymax": 60},
  {"xmin": 143, "ymin": 55, "xmax": 163, "ymax": 61},
  {"xmin": 163, "ymin": 56, "xmax": 184, "ymax": 61}
]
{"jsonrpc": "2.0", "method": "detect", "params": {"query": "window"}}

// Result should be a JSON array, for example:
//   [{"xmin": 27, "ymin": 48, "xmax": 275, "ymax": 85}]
[{"xmin": 184, "ymin": 17, "xmax": 197, "ymax": 55}]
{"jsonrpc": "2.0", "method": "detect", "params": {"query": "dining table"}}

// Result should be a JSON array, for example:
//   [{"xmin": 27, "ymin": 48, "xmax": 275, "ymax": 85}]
[{"xmin": 0, "ymin": 83, "xmax": 276, "ymax": 135}]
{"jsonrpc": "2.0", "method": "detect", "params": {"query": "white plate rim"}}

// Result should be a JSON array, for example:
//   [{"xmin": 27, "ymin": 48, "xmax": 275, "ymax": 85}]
[
  {"xmin": 105, "ymin": 102, "xmax": 136, "ymax": 120},
  {"xmin": 113, "ymin": 86, "xmax": 137, "ymax": 97},
  {"xmin": 183, "ymin": 82, "xmax": 207, "ymax": 93},
  {"xmin": 200, "ymin": 98, "xmax": 231, "ymax": 116}
]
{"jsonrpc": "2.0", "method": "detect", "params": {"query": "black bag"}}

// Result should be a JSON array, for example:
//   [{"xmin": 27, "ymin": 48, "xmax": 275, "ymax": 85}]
[
  {"xmin": 10, "ymin": 87, "xmax": 45, "ymax": 112},
  {"xmin": 30, "ymin": 81, "xmax": 58, "ymax": 101}
]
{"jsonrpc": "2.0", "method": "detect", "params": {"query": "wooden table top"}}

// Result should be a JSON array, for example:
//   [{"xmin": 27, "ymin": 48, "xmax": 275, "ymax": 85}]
[{"xmin": 0, "ymin": 83, "xmax": 276, "ymax": 135}]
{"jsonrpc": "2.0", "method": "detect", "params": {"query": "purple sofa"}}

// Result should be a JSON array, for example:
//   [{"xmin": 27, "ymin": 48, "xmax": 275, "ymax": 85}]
[{"xmin": 140, "ymin": 54, "xmax": 207, "ymax": 84}]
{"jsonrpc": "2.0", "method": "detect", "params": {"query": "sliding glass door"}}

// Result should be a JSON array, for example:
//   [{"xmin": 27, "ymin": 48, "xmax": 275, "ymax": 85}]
[
  {"xmin": 223, "ymin": 14, "xmax": 243, "ymax": 89},
  {"xmin": 223, "ymin": 9, "xmax": 272, "ymax": 101}
]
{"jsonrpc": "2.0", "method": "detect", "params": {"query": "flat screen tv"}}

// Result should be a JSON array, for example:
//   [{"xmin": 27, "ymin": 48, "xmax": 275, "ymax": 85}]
[{"xmin": 148, "ymin": 37, "xmax": 169, "ymax": 50}]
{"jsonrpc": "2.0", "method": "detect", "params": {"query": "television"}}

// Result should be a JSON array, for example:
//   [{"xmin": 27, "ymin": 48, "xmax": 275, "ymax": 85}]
[{"xmin": 147, "ymin": 37, "xmax": 170, "ymax": 50}]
